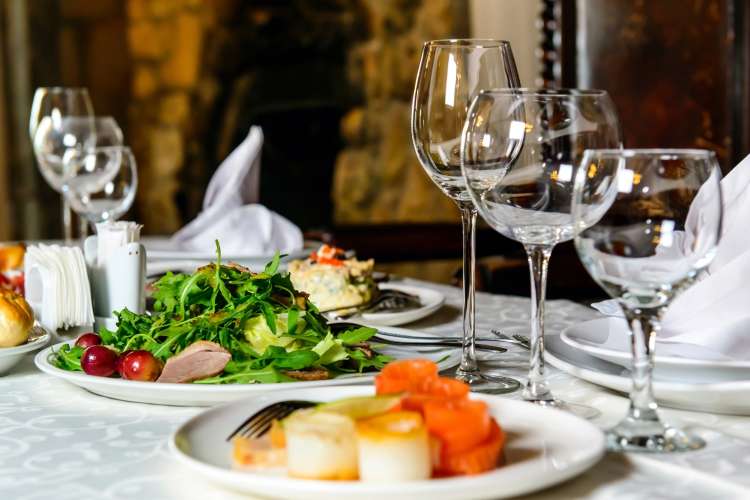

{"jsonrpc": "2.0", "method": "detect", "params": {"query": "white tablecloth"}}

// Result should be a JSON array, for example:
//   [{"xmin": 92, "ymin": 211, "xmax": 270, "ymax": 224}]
[{"xmin": 2, "ymin": 279, "xmax": 750, "ymax": 499}]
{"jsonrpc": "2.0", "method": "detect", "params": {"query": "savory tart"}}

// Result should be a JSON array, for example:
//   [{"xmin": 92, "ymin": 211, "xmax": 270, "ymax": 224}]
[{"xmin": 288, "ymin": 245, "xmax": 376, "ymax": 312}]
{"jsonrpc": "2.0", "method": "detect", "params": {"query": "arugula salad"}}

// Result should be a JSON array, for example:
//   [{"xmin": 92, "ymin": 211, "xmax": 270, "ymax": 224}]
[{"xmin": 51, "ymin": 244, "xmax": 392, "ymax": 384}]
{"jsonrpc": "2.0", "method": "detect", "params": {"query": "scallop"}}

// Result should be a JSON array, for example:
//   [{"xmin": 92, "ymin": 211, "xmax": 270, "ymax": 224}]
[
  {"xmin": 355, "ymin": 411, "xmax": 431, "ymax": 482},
  {"xmin": 284, "ymin": 410, "xmax": 359, "ymax": 480}
]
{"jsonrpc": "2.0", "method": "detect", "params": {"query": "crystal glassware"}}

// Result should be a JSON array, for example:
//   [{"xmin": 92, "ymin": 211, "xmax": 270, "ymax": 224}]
[
  {"xmin": 411, "ymin": 39, "xmax": 522, "ymax": 393},
  {"xmin": 460, "ymin": 89, "xmax": 621, "ymax": 411},
  {"xmin": 63, "ymin": 146, "xmax": 138, "ymax": 228},
  {"xmin": 572, "ymin": 149, "xmax": 722, "ymax": 451},
  {"xmin": 29, "ymin": 87, "xmax": 95, "ymax": 243}
]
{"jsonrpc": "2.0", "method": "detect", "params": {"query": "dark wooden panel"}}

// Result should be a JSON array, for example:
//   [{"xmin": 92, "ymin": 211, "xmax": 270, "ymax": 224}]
[{"xmin": 548, "ymin": 0, "xmax": 750, "ymax": 171}]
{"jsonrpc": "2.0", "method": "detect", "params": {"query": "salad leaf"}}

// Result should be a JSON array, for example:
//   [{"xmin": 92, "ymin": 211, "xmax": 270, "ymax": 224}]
[{"xmin": 338, "ymin": 326, "xmax": 377, "ymax": 345}]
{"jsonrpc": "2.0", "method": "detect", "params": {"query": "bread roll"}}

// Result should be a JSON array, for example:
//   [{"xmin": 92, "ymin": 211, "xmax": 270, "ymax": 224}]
[{"xmin": 0, "ymin": 291, "xmax": 34, "ymax": 347}]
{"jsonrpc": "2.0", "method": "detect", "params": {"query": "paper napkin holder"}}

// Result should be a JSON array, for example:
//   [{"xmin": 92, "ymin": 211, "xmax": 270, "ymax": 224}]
[{"xmin": 84, "ymin": 236, "xmax": 146, "ymax": 318}]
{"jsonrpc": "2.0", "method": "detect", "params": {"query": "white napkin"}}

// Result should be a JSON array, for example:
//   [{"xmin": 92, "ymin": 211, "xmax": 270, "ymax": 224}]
[
  {"xmin": 171, "ymin": 126, "xmax": 303, "ymax": 256},
  {"xmin": 592, "ymin": 154, "xmax": 750, "ymax": 360},
  {"xmin": 96, "ymin": 221, "xmax": 142, "ymax": 266},
  {"xmin": 25, "ymin": 244, "xmax": 94, "ymax": 332}
]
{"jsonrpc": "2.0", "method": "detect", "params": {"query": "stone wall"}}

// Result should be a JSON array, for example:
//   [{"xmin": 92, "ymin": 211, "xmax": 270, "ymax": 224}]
[
  {"xmin": 126, "ymin": 0, "xmax": 209, "ymax": 233},
  {"xmin": 332, "ymin": 0, "xmax": 466, "ymax": 224},
  {"xmin": 88, "ymin": 0, "xmax": 468, "ymax": 234}
]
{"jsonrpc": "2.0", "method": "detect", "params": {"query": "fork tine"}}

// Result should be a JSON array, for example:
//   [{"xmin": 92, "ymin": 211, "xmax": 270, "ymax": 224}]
[
  {"xmin": 240, "ymin": 405, "xmax": 296, "ymax": 438},
  {"xmin": 226, "ymin": 402, "xmax": 284, "ymax": 442},
  {"xmin": 226, "ymin": 400, "xmax": 316, "ymax": 442}
]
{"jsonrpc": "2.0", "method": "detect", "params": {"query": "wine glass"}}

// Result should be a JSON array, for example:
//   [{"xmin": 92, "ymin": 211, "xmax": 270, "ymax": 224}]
[
  {"xmin": 63, "ymin": 146, "xmax": 138, "ymax": 228},
  {"xmin": 411, "ymin": 39, "xmax": 521, "ymax": 393},
  {"xmin": 29, "ymin": 87, "xmax": 95, "ymax": 243},
  {"xmin": 62, "ymin": 116, "xmax": 125, "ymax": 238},
  {"xmin": 572, "ymin": 149, "xmax": 722, "ymax": 451},
  {"xmin": 460, "ymin": 89, "xmax": 621, "ymax": 412}
]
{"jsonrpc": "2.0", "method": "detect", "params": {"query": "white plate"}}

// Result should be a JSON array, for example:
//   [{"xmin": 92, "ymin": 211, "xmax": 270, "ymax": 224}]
[
  {"xmin": 547, "ymin": 327, "xmax": 750, "ymax": 415},
  {"xmin": 352, "ymin": 283, "xmax": 445, "ymax": 327},
  {"xmin": 561, "ymin": 317, "xmax": 750, "ymax": 382},
  {"xmin": 170, "ymin": 385, "xmax": 605, "ymax": 500},
  {"xmin": 33, "ymin": 326, "xmax": 460, "ymax": 406},
  {"xmin": 0, "ymin": 326, "xmax": 50, "ymax": 375}
]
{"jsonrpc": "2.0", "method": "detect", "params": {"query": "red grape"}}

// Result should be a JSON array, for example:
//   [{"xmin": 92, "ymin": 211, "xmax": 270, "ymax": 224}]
[
  {"xmin": 115, "ymin": 350, "xmax": 131, "ymax": 376},
  {"xmin": 119, "ymin": 350, "xmax": 162, "ymax": 381},
  {"xmin": 81, "ymin": 345, "xmax": 118, "ymax": 377},
  {"xmin": 75, "ymin": 333, "xmax": 101, "ymax": 348}
]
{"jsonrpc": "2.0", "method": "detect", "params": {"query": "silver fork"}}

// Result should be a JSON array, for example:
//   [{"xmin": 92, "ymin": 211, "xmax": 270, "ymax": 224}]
[
  {"xmin": 491, "ymin": 330, "xmax": 531, "ymax": 349},
  {"xmin": 226, "ymin": 400, "xmax": 316, "ymax": 441}
]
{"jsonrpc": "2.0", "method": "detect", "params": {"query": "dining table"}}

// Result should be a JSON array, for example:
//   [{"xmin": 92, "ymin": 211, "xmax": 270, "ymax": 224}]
[{"xmin": 2, "ymin": 276, "xmax": 750, "ymax": 500}]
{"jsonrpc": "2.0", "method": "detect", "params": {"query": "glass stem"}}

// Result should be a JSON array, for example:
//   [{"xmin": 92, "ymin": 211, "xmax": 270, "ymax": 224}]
[
  {"xmin": 62, "ymin": 195, "xmax": 73, "ymax": 244},
  {"xmin": 522, "ymin": 244, "xmax": 554, "ymax": 402},
  {"xmin": 456, "ymin": 204, "xmax": 479, "ymax": 378},
  {"xmin": 621, "ymin": 307, "xmax": 662, "ymax": 424},
  {"xmin": 79, "ymin": 213, "xmax": 89, "ymax": 242}
]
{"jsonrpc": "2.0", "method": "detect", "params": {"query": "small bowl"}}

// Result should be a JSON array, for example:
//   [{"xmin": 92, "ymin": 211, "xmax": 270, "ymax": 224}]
[{"xmin": 0, "ymin": 325, "xmax": 51, "ymax": 375}]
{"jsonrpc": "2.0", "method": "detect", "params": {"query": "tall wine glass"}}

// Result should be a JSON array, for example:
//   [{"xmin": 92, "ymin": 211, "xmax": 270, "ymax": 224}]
[
  {"xmin": 461, "ymin": 89, "xmax": 621, "ymax": 411},
  {"xmin": 572, "ymin": 149, "xmax": 722, "ymax": 451},
  {"xmin": 29, "ymin": 87, "xmax": 95, "ymax": 243},
  {"xmin": 411, "ymin": 39, "xmax": 521, "ymax": 393},
  {"xmin": 63, "ymin": 146, "xmax": 138, "ymax": 228}
]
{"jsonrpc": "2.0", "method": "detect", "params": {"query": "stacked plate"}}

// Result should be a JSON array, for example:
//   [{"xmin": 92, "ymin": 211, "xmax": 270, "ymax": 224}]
[{"xmin": 549, "ymin": 317, "xmax": 750, "ymax": 415}]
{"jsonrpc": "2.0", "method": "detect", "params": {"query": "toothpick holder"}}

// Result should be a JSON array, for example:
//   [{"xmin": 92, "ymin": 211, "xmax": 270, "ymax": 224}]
[{"xmin": 84, "ymin": 236, "xmax": 147, "ymax": 321}]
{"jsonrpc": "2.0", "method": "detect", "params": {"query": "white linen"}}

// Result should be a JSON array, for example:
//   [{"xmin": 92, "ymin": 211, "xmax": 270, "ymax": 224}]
[
  {"xmin": 592, "ymin": 154, "xmax": 750, "ymax": 359},
  {"xmin": 171, "ymin": 126, "xmax": 303, "ymax": 256}
]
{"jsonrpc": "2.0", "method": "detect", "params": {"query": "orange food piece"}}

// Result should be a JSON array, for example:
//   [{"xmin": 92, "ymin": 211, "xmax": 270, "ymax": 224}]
[
  {"xmin": 423, "ymin": 398, "xmax": 491, "ymax": 455},
  {"xmin": 269, "ymin": 419, "xmax": 286, "ymax": 448},
  {"xmin": 436, "ymin": 419, "xmax": 505, "ymax": 476},
  {"xmin": 379, "ymin": 359, "xmax": 438, "ymax": 385}
]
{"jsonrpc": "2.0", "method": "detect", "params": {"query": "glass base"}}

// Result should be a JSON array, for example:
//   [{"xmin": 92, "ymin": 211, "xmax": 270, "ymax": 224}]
[
  {"xmin": 606, "ymin": 417, "xmax": 705, "ymax": 452},
  {"xmin": 524, "ymin": 398, "xmax": 601, "ymax": 420},
  {"xmin": 456, "ymin": 369, "xmax": 520, "ymax": 394}
]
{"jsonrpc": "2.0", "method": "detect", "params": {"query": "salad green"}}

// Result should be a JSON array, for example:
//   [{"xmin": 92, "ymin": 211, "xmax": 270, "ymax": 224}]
[{"xmin": 51, "ymin": 242, "xmax": 392, "ymax": 383}]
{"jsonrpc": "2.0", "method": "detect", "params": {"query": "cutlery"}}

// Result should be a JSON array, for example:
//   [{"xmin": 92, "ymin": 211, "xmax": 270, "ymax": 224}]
[
  {"xmin": 321, "ymin": 289, "xmax": 422, "ymax": 318},
  {"xmin": 329, "ymin": 323, "xmax": 507, "ymax": 353},
  {"xmin": 363, "ymin": 330, "xmax": 505, "ymax": 344},
  {"xmin": 226, "ymin": 400, "xmax": 316, "ymax": 441},
  {"xmin": 370, "ymin": 335, "xmax": 507, "ymax": 353},
  {"xmin": 491, "ymin": 330, "xmax": 531, "ymax": 349}
]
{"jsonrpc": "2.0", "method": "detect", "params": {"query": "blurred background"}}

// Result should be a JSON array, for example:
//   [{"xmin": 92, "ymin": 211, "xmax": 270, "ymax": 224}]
[{"xmin": 1, "ymin": 0, "xmax": 748, "ymax": 298}]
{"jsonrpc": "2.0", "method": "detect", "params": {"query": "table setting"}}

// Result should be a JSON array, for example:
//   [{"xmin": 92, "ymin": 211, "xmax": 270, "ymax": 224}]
[{"xmin": 2, "ymin": 37, "xmax": 750, "ymax": 500}]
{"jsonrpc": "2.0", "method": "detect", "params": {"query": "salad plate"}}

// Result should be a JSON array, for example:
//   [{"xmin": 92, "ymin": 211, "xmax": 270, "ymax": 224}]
[
  {"xmin": 547, "ymin": 326, "xmax": 750, "ymax": 415},
  {"xmin": 0, "ymin": 325, "xmax": 50, "ymax": 375},
  {"xmin": 562, "ymin": 317, "xmax": 750, "ymax": 382},
  {"xmin": 354, "ymin": 283, "xmax": 445, "ymax": 327},
  {"xmin": 34, "ymin": 328, "xmax": 460, "ymax": 406},
  {"xmin": 170, "ymin": 385, "xmax": 605, "ymax": 500}
]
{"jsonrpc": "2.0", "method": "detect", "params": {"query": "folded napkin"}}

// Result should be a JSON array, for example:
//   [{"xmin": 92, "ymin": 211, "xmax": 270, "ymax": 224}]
[
  {"xmin": 171, "ymin": 126, "xmax": 303, "ymax": 256},
  {"xmin": 592, "ymin": 154, "xmax": 750, "ymax": 360},
  {"xmin": 25, "ymin": 244, "xmax": 94, "ymax": 332}
]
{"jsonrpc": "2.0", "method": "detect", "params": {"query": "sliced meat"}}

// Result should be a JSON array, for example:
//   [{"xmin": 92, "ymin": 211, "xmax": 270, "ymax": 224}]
[
  {"xmin": 282, "ymin": 367, "xmax": 330, "ymax": 381},
  {"xmin": 156, "ymin": 340, "xmax": 231, "ymax": 383}
]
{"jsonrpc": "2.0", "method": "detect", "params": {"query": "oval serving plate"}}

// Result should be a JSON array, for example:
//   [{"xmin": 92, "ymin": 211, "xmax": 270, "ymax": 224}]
[
  {"xmin": 170, "ymin": 385, "xmax": 605, "ymax": 500},
  {"xmin": 34, "ymin": 326, "xmax": 460, "ymax": 406}
]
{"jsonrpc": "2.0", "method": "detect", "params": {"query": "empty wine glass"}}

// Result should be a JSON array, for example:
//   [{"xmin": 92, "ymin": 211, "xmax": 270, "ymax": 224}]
[
  {"xmin": 411, "ymin": 39, "xmax": 521, "ymax": 393},
  {"xmin": 63, "ymin": 146, "xmax": 138, "ymax": 228},
  {"xmin": 572, "ymin": 149, "xmax": 722, "ymax": 451},
  {"xmin": 29, "ymin": 87, "xmax": 95, "ymax": 242},
  {"xmin": 461, "ymin": 89, "xmax": 621, "ymax": 413}
]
